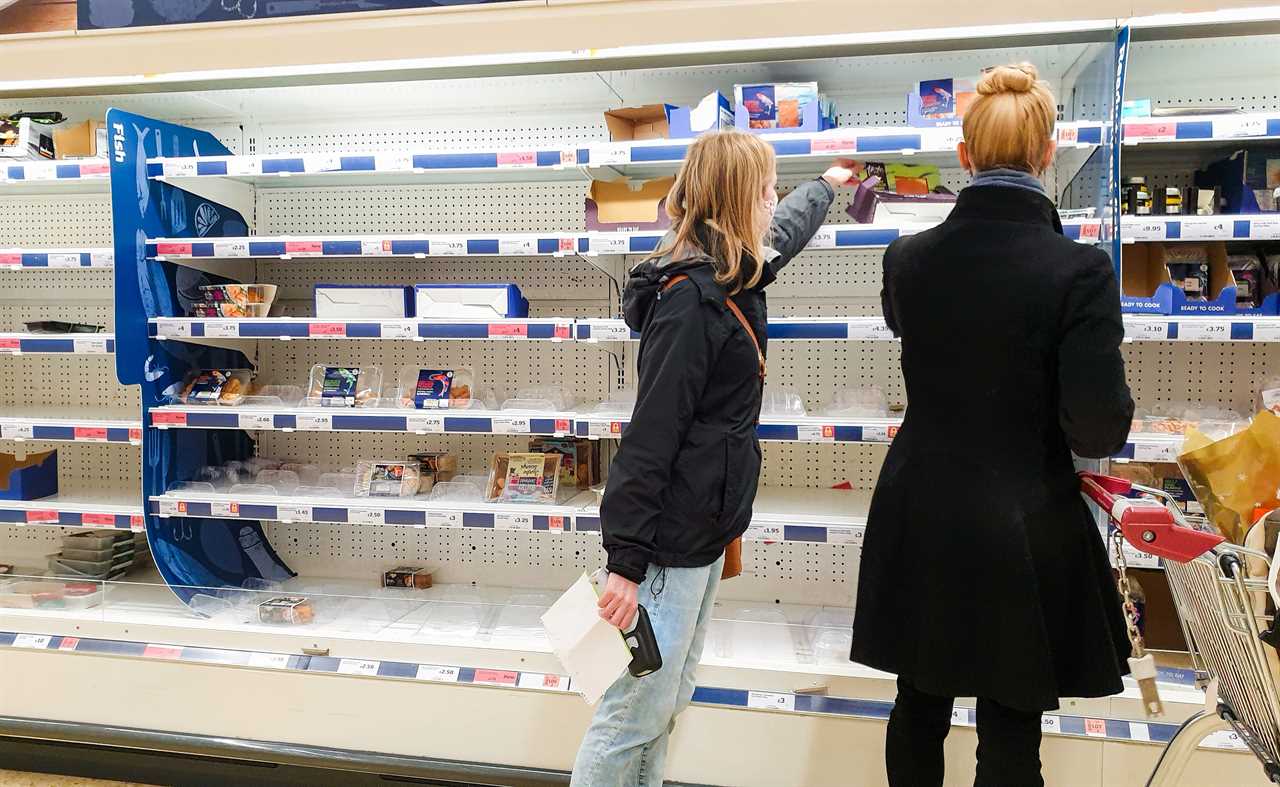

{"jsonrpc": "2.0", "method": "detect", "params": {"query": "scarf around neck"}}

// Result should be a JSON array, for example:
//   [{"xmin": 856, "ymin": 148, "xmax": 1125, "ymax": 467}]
[{"xmin": 968, "ymin": 167, "xmax": 1048, "ymax": 198}]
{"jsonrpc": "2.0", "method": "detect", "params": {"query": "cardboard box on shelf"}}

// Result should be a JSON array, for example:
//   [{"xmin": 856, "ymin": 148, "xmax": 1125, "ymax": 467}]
[
  {"xmin": 530, "ymin": 437, "xmax": 600, "ymax": 489},
  {"xmin": 1120, "ymin": 241, "xmax": 1276, "ymax": 315},
  {"xmin": 586, "ymin": 177, "xmax": 675, "ymax": 232},
  {"xmin": 604, "ymin": 105, "xmax": 671, "ymax": 141},
  {"xmin": 53, "ymin": 120, "xmax": 105, "ymax": 159}
]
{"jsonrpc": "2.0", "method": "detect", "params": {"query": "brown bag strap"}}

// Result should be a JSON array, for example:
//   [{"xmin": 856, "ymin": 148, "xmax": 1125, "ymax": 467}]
[{"xmin": 661, "ymin": 274, "xmax": 766, "ymax": 380}]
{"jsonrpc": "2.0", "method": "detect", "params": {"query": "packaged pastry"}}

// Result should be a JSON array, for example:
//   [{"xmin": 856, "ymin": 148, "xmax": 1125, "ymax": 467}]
[
  {"xmin": 354, "ymin": 460, "xmax": 420, "ymax": 498},
  {"xmin": 409, "ymin": 452, "xmax": 458, "ymax": 494},
  {"xmin": 397, "ymin": 367, "xmax": 474, "ymax": 409},
  {"xmin": 529, "ymin": 438, "xmax": 600, "ymax": 489},
  {"xmin": 383, "ymin": 566, "xmax": 433, "ymax": 590},
  {"xmin": 485, "ymin": 452, "xmax": 561, "ymax": 504},
  {"xmin": 175, "ymin": 369, "xmax": 253, "ymax": 406},
  {"xmin": 306, "ymin": 365, "xmax": 382, "ymax": 407},
  {"xmin": 258, "ymin": 595, "xmax": 314, "ymax": 625}
]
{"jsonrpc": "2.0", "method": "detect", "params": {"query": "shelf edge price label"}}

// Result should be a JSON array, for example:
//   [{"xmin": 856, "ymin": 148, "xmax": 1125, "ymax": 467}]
[
  {"xmin": 1123, "ymin": 320, "xmax": 1169, "ymax": 341},
  {"xmin": 337, "ymin": 658, "xmax": 380, "ymax": 676},
  {"xmin": 158, "ymin": 498, "xmax": 180, "ymax": 515},
  {"xmin": 210, "ymin": 501, "xmax": 239, "ymax": 518},
  {"xmin": 380, "ymin": 321, "xmax": 416, "ymax": 339},
  {"xmin": 25, "ymin": 510, "xmax": 58, "ymax": 524},
  {"xmin": 1252, "ymin": 322, "xmax": 1280, "ymax": 342},
  {"xmin": 158, "ymin": 321, "xmax": 191, "ymax": 338},
  {"xmin": 90, "ymin": 251, "xmax": 114, "ymax": 267},
  {"xmin": 12, "ymin": 634, "xmax": 51, "ymax": 649},
  {"xmin": 407, "ymin": 413, "xmax": 446, "ymax": 433},
  {"xmin": 1213, "ymin": 116, "xmax": 1267, "ymax": 139},
  {"xmin": 1124, "ymin": 122, "xmax": 1176, "ymax": 142},
  {"xmin": 1128, "ymin": 722, "xmax": 1150, "ymax": 742},
  {"xmin": 1249, "ymin": 215, "xmax": 1280, "ymax": 240},
  {"xmin": 745, "ymin": 524, "xmax": 783, "ymax": 543},
  {"xmin": 548, "ymin": 515, "xmax": 565, "ymax": 532},
  {"xmin": 276, "ymin": 504, "xmax": 313, "ymax": 523},
  {"xmin": 497, "ymin": 151, "xmax": 536, "ymax": 169},
  {"xmin": 296, "ymin": 413, "xmax": 333, "ymax": 431},
  {"xmin": 797, "ymin": 424, "xmax": 835, "ymax": 442},
  {"xmin": 1133, "ymin": 441, "xmax": 1180, "ymax": 463},
  {"xmin": 82, "ymin": 512, "xmax": 115, "ymax": 526},
  {"xmin": 496, "ymin": 512, "xmax": 534, "ymax": 531},
  {"xmin": 351, "ymin": 508, "xmax": 385, "ymax": 525},
  {"xmin": 473, "ymin": 669, "xmax": 519, "ymax": 686},
  {"xmin": 589, "ymin": 322, "xmax": 632, "ymax": 342},
  {"xmin": 589, "ymin": 234, "xmax": 629, "ymax": 255},
  {"xmin": 205, "ymin": 321, "xmax": 240, "ymax": 338},
  {"xmin": 416, "ymin": 664, "xmax": 460, "ymax": 682},
  {"xmin": 589, "ymin": 143, "xmax": 630, "ymax": 166},
  {"xmin": 811, "ymin": 137, "xmax": 857, "ymax": 155},
  {"xmin": 431, "ymin": 238, "xmax": 467, "ymax": 256},
  {"xmin": 1178, "ymin": 320, "xmax": 1231, "ymax": 342},
  {"xmin": 73, "ymin": 337, "xmax": 109, "ymax": 354},
  {"xmin": 164, "ymin": 159, "xmax": 198, "ymax": 177},
  {"xmin": 212, "ymin": 241, "xmax": 249, "ymax": 258},
  {"xmin": 73, "ymin": 426, "xmax": 108, "ymax": 442},
  {"xmin": 847, "ymin": 320, "xmax": 894, "ymax": 340},
  {"xmin": 1040, "ymin": 714, "xmax": 1062, "ymax": 735},
  {"xmin": 1083, "ymin": 718, "xmax": 1108, "ymax": 737},
  {"xmin": 248, "ymin": 652, "xmax": 291, "ymax": 669},
  {"xmin": 226, "ymin": 157, "xmax": 260, "ymax": 176},
  {"xmin": 152, "ymin": 411, "xmax": 188, "ymax": 427},
  {"xmin": 238, "ymin": 412, "xmax": 275, "ymax": 430},
  {"xmin": 518, "ymin": 672, "xmax": 571, "ymax": 691},
  {"xmin": 1179, "ymin": 217, "xmax": 1230, "ymax": 241},
  {"xmin": 489, "ymin": 323, "xmax": 529, "ymax": 339},
  {"xmin": 0, "ymin": 337, "xmax": 18, "ymax": 353},
  {"xmin": 808, "ymin": 227, "xmax": 836, "ymax": 249},
  {"xmin": 498, "ymin": 238, "xmax": 536, "ymax": 255},
  {"xmin": 303, "ymin": 154, "xmax": 342, "ymax": 173},
  {"xmin": 493, "ymin": 416, "xmax": 530, "ymax": 434},
  {"xmin": 48, "ymin": 253, "xmax": 80, "ymax": 268},
  {"xmin": 746, "ymin": 690, "xmax": 796, "ymax": 712},
  {"xmin": 1, "ymin": 423, "xmax": 34, "ymax": 440},
  {"xmin": 375, "ymin": 153, "xmax": 412, "ymax": 172},
  {"xmin": 0, "ymin": 253, "xmax": 20, "ymax": 267},
  {"xmin": 826, "ymin": 526, "xmax": 862, "ymax": 545},
  {"xmin": 861, "ymin": 424, "xmax": 897, "ymax": 443},
  {"xmin": 130, "ymin": 514, "xmax": 146, "ymax": 532},
  {"xmin": 427, "ymin": 510, "xmax": 462, "ymax": 528},
  {"xmin": 308, "ymin": 322, "xmax": 346, "ymax": 337}
]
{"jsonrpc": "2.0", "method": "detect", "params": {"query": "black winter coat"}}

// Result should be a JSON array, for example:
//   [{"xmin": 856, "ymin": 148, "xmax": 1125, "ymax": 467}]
[
  {"xmin": 602, "ymin": 179, "xmax": 835, "ymax": 583},
  {"xmin": 851, "ymin": 185, "xmax": 1136, "ymax": 713}
]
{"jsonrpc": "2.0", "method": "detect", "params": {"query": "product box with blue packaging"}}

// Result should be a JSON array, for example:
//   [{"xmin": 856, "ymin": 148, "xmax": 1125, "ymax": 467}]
[
  {"xmin": 733, "ymin": 83, "xmax": 835, "ymax": 134},
  {"xmin": 1195, "ymin": 148, "xmax": 1280, "ymax": 214},
  {"xmin": 666, "ymin": 92, "xmax": 735, "ymax": 138},
  {"xmin": 586, "ymin": 178, "xmax": 675, "ymax": 232},
  {"xmin": 413, "ymin": 283, "xmax": 528, "ymax": 319},
  {"xmin": 907, "ymin": 77, "xmax": 977, "ymax": 128},
  {"xmin": 1119, "ymin": 241, "xmax": 1276, "ymax": 315},
  {"xmin": 314, "ymin": 284, "xmax": 413, "ymax": 319},
  {"xmin": 0, "ymin": 450, "xmax": 57, "ymax": 501}
]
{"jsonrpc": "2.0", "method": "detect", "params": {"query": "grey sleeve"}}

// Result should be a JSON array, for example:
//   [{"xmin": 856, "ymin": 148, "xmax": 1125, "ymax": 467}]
[{"xmin": 766, "ymin": 179, "xmax": 835, "ymax": 277}]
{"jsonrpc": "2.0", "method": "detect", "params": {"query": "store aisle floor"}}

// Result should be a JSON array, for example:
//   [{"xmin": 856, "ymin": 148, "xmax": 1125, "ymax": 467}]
[{"xmin": 0, "ymin": 770, "xmax": 157, "ymax": 787}]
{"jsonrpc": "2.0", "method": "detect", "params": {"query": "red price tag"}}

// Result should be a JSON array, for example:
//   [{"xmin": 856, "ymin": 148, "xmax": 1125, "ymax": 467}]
[
  {"xmin": 25, "ymin": 510, "xmax": 58, "ymax": 523},
  {"xmin": 130, "ymin": 514, "xmax": 146, "ymax": 532},
  {"xmin": 610, "ymin": 421, "xmax": 623, "ymax": 434},
  {"xmin": 497, "ymin": 151, "xmax": 536, "ymax": 167},
  {"xmin": 285, "ymin": 241, "xmax": 323, "ymax": 255},
  {"xmin": 0, "ymin": 254, "xmax": 20, "ymax": 266},
  {"xmin": 549, "ymin": 516, "xmax": 565, "ymax": 532},
  {"xmin": 555, "ymin": 418, "xmax": 571, "ymax": 433},
  {"xmin": 156, "ymin": 243, "xmax": 193, "ymax": 256},
  {"xmin": 1125, "ymin": 122, "xmax": 1176, "ymax": 141},
  {"xmin": 812, "ymin": 138, "xmax": 857, "ymax": 153},
  {"xmin": 474, "ymin": 669, "xmax": 519, "ymax": 686},
  {"xmin": 74, "ymin": 426, "xmax": 108, "ymax": 441},
  {"xmin": 558, "ymin": 238, "xmax": 575, "ymax": 252},
  {"xmin": 152, "ymin": 411, "xmax": 188, "ymax": 426},
  {"xmin": 489, "ymin": 323, "xmax": 528, "ymax": 337},
  {"xmin": 308, "ymin": 323, "xmax": 346, "ymax": 336},
  {"xmin": 129, "ymin": 428, "xmax": 142, "ymax": 443},
  {"xmin": 554, "ymin": 324, "xmax": 571, "ymax": 339},
  {"xmin": 0, "ymin": 338, "xmax": 20, "ymax": 351},
  {"xmin": 143, "ymin": 644, "xmax": 182, "ymax": 660},
  {"xmin": 887, "ymin": 425, "xmax": 900, "ymax": 439},
  {"xmin": 82, "ymin": 512, "xmax": 115, "ymax": 526},
  {"xmin": 1079, "ymin": 222, "xmax": 1101, "ymax": 241},
  {"xmin": 79, "ymin": 162, "xmax": 108, "ymax": 176},
  {"xmin": 1084, "ymin": 718, "xmax": 1107, "ymax": 736},
  {"xmin": 58, "ymin": 637, "xmax": 80, "ymax": 651}
]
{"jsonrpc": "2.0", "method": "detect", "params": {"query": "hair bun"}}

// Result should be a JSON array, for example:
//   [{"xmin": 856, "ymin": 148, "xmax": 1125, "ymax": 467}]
[{"xmin": 977, "ymin": 63, "xmax": 1039, "ymax": 96}]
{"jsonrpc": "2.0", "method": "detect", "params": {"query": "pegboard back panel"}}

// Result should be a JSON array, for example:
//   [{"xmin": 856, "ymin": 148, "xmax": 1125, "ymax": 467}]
[
  {"xmin": 1126, "ymin": 33, "xmax": 1280, "ymax": 112},
  {"xmin": 0, "ymin": 355, "xmax": 138, "ymax": 414},
  {"xmin": 0, "ymin": 195, "xmax": 113, "ymax": 246}
]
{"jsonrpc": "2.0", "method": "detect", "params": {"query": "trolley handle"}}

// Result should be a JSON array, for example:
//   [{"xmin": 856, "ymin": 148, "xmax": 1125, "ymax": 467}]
[{"xmin": 1078, "ymin": 472, "xmax": 1227, "ymax": 564}]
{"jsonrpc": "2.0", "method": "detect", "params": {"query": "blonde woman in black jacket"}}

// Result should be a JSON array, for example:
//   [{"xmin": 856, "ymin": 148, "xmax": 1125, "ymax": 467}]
[
  {"xmin": 852, "ymin": 63, "xmax": 1135, "ymax": 787},
  {"xmin": 571, "ymin": 130, "xmax": 855, "ymax": 786}
]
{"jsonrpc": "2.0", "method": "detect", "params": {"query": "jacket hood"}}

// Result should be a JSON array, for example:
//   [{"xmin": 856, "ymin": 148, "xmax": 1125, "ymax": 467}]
[{"xmin": 621, "ymin": 256, "xmax": 714, "ymax": 331}]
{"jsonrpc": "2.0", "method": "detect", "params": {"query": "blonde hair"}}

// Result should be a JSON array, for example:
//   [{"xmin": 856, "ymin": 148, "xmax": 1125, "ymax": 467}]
[
  {"xmin": 651, "ymin": 130, "xmax": 775, "ymax": 293},
  {"xmin": 961, "ymin": 63, "xmax": 1057, "ymax": 174}
]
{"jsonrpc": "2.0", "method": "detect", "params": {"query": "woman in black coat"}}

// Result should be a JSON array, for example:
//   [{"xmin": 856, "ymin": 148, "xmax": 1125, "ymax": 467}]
[{"xmin": 851, "ymin": 63, "xmax": 1135, "ymax": 787}]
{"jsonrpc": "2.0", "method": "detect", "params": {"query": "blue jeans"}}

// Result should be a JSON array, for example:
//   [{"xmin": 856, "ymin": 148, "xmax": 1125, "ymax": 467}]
[{"xmin": 571, "ymin": 556, "xmax": 725, "ymax": 787}]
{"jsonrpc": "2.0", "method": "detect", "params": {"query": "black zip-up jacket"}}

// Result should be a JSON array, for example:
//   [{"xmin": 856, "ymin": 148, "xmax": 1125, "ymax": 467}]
[{"xmin": 601, "ymin": 179, "xmax": 834, "ymax": 583}]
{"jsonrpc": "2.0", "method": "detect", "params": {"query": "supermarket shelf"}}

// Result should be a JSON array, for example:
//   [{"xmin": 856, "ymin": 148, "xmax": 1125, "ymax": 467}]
[
  {"xmin": 0, "ymin": 409, "xmax": 142, "ymax": 444},
  {"xmin": 577, "ymin": 413, "xmax": 900, "ymax": 442},
  {"xmin": 147, "ymin": 487, "xmax": 868, "ymax": 545},
  {"xmin": 576, "ymin": 317, "xmax": 896, "ymax": 342},
  {"xmin": 1122, "ymin": 112, "xmax": 1280, "ymax": 146},
  {"xmin": 1120, "ymin": 214, "xmax": 1280, "ymax": 243},
  {"xmin": 149, "ymin": 220, "xmax": 1101, "ymax": 262},
  {"xmin": 0, "ymin": 494, "xmax": 144, "ymax": 531},
  {"xmin": 0, "ymin": 159, "xmax": 110, "ymax": 193},
  {"xmin": 1122, "ymin": 316, "xmax": 1280, "ymax": 342},
  {"xmin": 0, "ymin": 333, "xmax": 114, "ymax": 354},
  {"xmin": 149, "ymin": 318, "xmax": 572, "ymax": 341},
  {"xmin": 145, "ymin": 122, "xmax": 1104, "ymax": 187},
  {"xmin": 0, "ymin": 249, "xmax": 113, "ymax": 270},
  {"xmin": 150, "ymin": 405, "xmax": 576, "ymax": 436}
]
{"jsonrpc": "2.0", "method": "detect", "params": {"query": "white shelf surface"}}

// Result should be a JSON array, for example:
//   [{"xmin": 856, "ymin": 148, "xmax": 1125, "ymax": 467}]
[
  {"xmin": 145, "ymin": 122, "xmax": 1104, "ymax": 187},
  {"xmin": 150, "ymin": 317, "xmax": 572, "ymax": 342},
  {"xmin": 0, "ymin": 333, "xmax": 114, "ymax": 354},
  {"xmin": 1121, "ymin": 112, "xmax": 1280, "ymax": 146},
  {"xmin": 0, "ymin": 249, "xmax": 113, "ymax": 270},
  {"xmin": 148, "ymin": 219, "xmax": 1101, "ymax": 262},
  {"xmin": 150, "ymin": 404, "xmax": 576, "ymax": 436},
  {"xmin": 0, "ymin": 159, "xmax": 110, "ymax": 193},
  {"xmin": 0, "ymin": 408, "xmax": 142, "ymax": 444},
  {"xmin": 0, "ymin": 492, "xmax": 143, "ymax": 530}
]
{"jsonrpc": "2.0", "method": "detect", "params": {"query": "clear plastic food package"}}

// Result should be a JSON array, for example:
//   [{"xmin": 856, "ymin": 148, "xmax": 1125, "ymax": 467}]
[
  {"xmin": 396, "ymin": 366, "xmax": 474, "ymax": 409},
  {"xmin": 820, "ymin": 387, "xmax": 890, "ymax": 418},
  {"xmin": 501, "ymin": 385, "xmax": 576, "ymax": 412},
  {"xmin": 258, "ymin": 595, "xmax": 314, "ymax": 625},
  {"xmin": 354, "ymin": 460, "xmax": 421, "ymax": 498},
  {"xmin": 485, "ymin": 452, "xmax": 561, "ymax": 504},
  {"xmin": 305, "ymin": 365, "xmax": 382, "ymax": 407},
  {"xmin": 760, "ymin": 385, "xmax": 807, "ymax": 417},
  {"xmin": 172, "ymin": 369, "xmax": 254, "ymax": 406}
]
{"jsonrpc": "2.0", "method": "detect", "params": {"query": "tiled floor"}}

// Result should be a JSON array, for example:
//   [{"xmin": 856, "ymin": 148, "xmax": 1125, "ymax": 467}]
[{"xmin": 0, "ymin": 771, "xmax": 157, "ymax": 787}]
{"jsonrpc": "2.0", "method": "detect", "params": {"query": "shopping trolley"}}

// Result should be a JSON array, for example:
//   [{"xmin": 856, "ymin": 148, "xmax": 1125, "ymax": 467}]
[{"xmin": 1080, "ymin": 472, "xmax": 1280, "ymax": 786}]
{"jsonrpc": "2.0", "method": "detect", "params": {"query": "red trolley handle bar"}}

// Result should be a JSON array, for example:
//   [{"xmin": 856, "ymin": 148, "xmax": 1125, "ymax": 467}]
[{"xmin": 1079, "ymin": 472, "xmax": 1226, "ymax": 563}]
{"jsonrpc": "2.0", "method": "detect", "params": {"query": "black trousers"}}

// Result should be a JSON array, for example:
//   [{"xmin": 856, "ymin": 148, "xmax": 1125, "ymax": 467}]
[{"xmin": 886, "ymin": 677, "xmax": 1044, "ymax": 787}]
